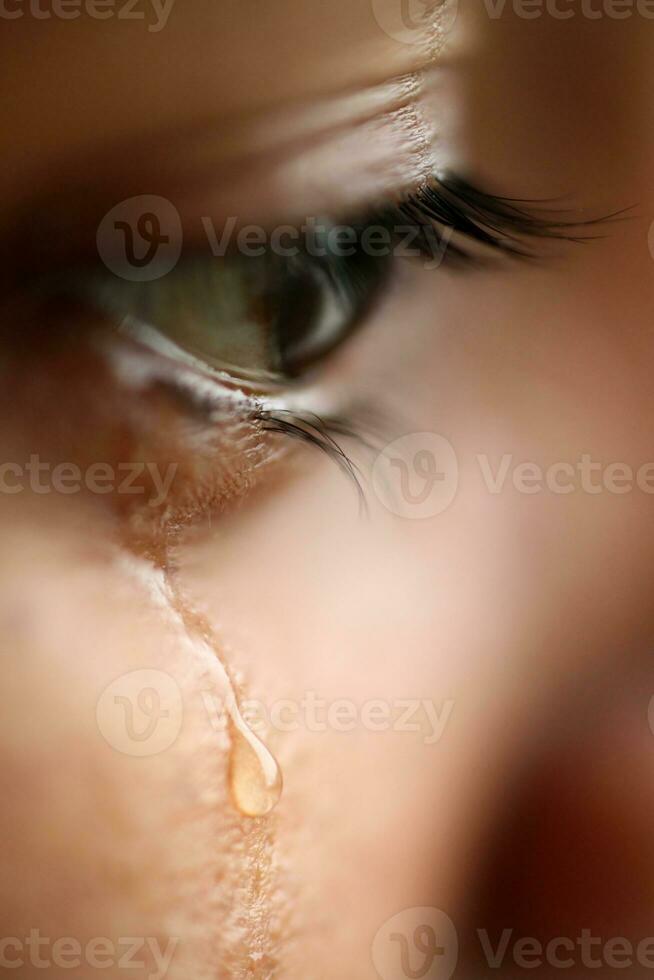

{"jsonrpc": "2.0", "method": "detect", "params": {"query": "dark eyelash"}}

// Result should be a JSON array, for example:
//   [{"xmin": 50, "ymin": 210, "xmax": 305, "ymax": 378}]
[
  {"xmin": 376, "ymin": 173, "xmax": 626, "ymax": 262},
  {"xmin": 258, "ymin": 180, "xmax": 627, "ymax": 491},
  {"xmin": 259, "ymin": 407, "xmax": 370, "ymax": 510},
  {"xmin": 256, "ymin": 180, "xmax": 609, "ymax": 488}
]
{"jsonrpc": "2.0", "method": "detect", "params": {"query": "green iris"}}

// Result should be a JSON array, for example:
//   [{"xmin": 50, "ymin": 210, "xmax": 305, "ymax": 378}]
[{"xmin": 82, "ymin": 221, "xmax": 391, "ymax": 387}]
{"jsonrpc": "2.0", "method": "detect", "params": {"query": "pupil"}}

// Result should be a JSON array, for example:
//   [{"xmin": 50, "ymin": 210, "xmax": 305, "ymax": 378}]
[
  {"xmin": 265, "ymin": 229, "xmax": 392, "ymax": 379},
  {"xmin": 268, "ymin": 259, "xmax": 331, "ymax": 378}
]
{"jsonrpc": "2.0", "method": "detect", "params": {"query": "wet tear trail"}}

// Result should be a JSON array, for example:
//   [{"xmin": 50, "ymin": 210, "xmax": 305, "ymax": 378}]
[{"xmin": 119, "ymin": 552, "xmax": 283, "ymax": 979}]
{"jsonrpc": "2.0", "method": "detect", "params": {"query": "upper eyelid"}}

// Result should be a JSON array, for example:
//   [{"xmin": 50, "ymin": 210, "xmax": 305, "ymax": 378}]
[
  {"xmin": 0, "ymin": 74, "xmax": 436, "ymax": 279},
  {"xmin": 2, "ymin": 169, "xmax": 608, "ymax": 298}
]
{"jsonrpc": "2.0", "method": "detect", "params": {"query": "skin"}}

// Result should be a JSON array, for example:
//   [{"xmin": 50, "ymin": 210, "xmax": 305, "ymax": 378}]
[{"xmin": 1, "ymin": 2, "xmax": 654, "ymax": 978}]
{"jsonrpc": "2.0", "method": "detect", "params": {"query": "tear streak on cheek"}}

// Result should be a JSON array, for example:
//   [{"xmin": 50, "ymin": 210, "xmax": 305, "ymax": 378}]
[
  {"xmin": 0, "ymin": 511, "xmax": 288, "ymax": 979},
  {"xmin": 116, "ymin": 552, "xmax": 285, "ymax": 978}
]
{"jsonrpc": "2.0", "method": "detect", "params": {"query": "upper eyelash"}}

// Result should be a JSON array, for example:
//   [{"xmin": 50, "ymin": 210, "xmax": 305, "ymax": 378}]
[
  {"xmin": 256, "ymin": 178, "xmax": 618, "ymax": 491},
  {"xmin": 221, "ymin": 179, "xmax": 613, "ymax": 489},
  {"xmin": 12, "ymin": 174, "xmax": 612, "ymax": 506},
  {"xmin": 375, "ymin": 173, "xmax": 622, "ymax": 262}
]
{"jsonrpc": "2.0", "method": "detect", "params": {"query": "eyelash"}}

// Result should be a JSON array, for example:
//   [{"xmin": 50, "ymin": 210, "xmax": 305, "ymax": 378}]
[
  {"xmin": 374, "ymin": 173, "xmax": 600, "ymax": 262},
  {"xmin": 259, "ymin": 407, "xmax": 371, "ymax": 505},
  {"xmin": 9, "ymin": 173, "xmax": 599, "ymax": 517},
  {"xmin": 261, "ymin": 173, "xmax": 595, "ymax": 489}
]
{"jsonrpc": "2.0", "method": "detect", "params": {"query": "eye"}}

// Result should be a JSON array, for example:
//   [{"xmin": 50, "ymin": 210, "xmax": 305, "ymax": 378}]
[
  {"xmin": 28, "ymin": 177, "xmax": 569, "ymax": 398},
  {"xmin": 72, "ymin": 220, "xmax": 392, "ymax": 388}
]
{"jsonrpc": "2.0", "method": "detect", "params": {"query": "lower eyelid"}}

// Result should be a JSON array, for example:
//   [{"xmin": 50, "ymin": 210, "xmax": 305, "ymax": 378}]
[
  {"xmin": 1, "ymin": 224, "xmax": 402, "ymax": 531},
  {"xmin": 99, "ymin": 326, "xmax": 373, "ymax": 535}
]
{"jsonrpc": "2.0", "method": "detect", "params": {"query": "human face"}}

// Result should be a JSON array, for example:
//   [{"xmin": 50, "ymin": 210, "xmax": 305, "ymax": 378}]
[{"xmin": 1, "ymin": 3, "xmax": 654, "ymax": 978}]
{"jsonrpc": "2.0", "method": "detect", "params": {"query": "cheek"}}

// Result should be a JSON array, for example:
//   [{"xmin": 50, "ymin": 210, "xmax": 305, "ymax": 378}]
[
  {"xmin": 378, "ymin": 218, "xmax": 654, "ymax": 650},
  {"xmin": 173, "ymin": 216, "xmax": 654, "ymax": 972},
  {"xmin": 0, "ymin": 501, "xmax": 284, "ymax": 980},
  {"xmin": 174, "ymin": 463, "xmax": 538, "ymax": 973}
]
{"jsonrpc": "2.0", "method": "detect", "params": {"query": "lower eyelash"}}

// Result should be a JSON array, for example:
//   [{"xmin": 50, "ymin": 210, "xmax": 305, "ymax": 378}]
[
  {"xmin": 99, "ymin": 320, "xmax": 387, "ymax": 518},
  {"xmin": 259, "ymin": 407, "xmax": 368, "ymax": 507},
  {"xmin": 17, "ymin": 170, "xmax": 606, "ymax": 529},
  {"xmin": 255, "ymin": 176, "xmax": 625, "ymax": 492},
  {"xmin": 106, "ymin": 332, "xmax": 374, "ymax": 510}
]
